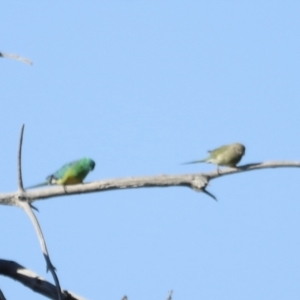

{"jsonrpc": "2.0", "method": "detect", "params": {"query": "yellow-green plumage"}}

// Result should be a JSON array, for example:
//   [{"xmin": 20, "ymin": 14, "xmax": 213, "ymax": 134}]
[
  {"xmin": 27, "ymin": 158, "xmax": 95, "ymax": 189},
  {"xmin": 184, "ymin": 143, "xmax": 245, "ymax": 168}
]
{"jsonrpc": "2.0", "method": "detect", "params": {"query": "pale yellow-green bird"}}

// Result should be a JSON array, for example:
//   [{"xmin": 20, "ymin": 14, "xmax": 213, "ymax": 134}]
[{"xmin": 184, "ymin": 143, "xmax": 245, "ymax": 169}]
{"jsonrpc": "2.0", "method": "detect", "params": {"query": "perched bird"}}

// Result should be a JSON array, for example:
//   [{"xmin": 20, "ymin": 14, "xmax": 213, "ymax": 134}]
[
  {"xmin": 0, "ymin": 51, "xmax": 33, "ymax": 65},
  {"xmin": 27, "ymin": 158, "xmax": 95, "ymax": 189},
  {"xmin": 183, "ymin": 143, "xmax": 245, "ymax": 169}
]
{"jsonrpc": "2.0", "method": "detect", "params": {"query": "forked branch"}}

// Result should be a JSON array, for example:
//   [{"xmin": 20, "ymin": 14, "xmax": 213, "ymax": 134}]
[
  {"xmin": 16, "ymin": 125, "xmax": 63, "ymax": 300},
  {"xmin": 0, "ymin": 126, "xmax": 299, "ymax": 299}
]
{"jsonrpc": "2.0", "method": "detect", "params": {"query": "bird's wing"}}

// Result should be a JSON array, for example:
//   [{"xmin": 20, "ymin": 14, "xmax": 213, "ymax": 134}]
[
  {"xmin": 52, "ymin": 159, "xmax": 91, "ymax": 184},
  {"xmin": 208, "ymin": 145, "xmax": 229, "ymax": 157}
]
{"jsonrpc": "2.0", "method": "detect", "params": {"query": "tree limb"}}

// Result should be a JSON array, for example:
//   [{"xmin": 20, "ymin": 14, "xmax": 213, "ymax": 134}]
[
  {"xmin": 166, "ymin": 290, "xmax": 173, "ymax": 300},
  {"xmin": 1, "ymin": 161, "xmax": 299, "ymax": 206},
  {"xmin": 18, "ymin": 201, "xmax": 63, "ymax": 300},
  {"xmin": 15, "ymin": 125, "xmax": 63, "ymax": 300},
  {"xmin": 207, "ymin": 161, "xmax": 300, "ymax": 180},
  {"xmin": 0, "ymin": 259, "xmax": 85, "ymax": 300},
  {"xmin": 17, "ymin": 124, "xmax": 25, "ymax": 193},
  {"xmin": 1, "ymin": 125, "xmax": 299, "ymax": 299},
  {"xmin": 0, "ymin": 289, "xmax": 6, "ymax": 300},
  {"xmin": 0, "ymin": 52, "xmax": 33, "ymax": 65}
]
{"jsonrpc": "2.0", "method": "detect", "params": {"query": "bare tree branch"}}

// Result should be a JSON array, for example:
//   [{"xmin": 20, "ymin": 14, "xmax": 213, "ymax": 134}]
[
  {"xmin": 1, "ymin": 125, "xmax": 299, "ymax": 299},
  {"xmin": 18, "ymin": 201, "xmax": 63, "ymax": 300},
  {"xmin": 0, "ymin": 52, "xmax": 33, "ymax": 65},
  {"xmin": 17, "ymin": 124, "xmax": 25, "ymax": 193},
  {"xmin": 0, "ymin": 259, "xmax": 85, "ymax": 300},
  {"xmin": 0, "ymin": 161, "xmax": 299, "ymax": 206},
  {"xmin": 166, "ymin": 290, "xmax": 173, "ymax": 300},
  {"xmin": 15, "ymin": 125, "xmax": 63, "ymax": 300},
  {"xmin": 0, "ymin": 173, "xmax": 211, "ymax": 205},
  {"xmin": 207, "ymin": 161, "xmax": 300, "ymax": 180},
  {"xmin": 0, "ymin": 289, "xmax": 6, "ymax": 300}
]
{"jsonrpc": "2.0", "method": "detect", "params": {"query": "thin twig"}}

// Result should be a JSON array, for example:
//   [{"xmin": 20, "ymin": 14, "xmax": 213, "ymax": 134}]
[
  {"xmin": 17, "ymin": 124, "xmax": 25, "ymax": 192},
  {"xmin": 19, "ymin": 201, "xmax": 63, "ymax": 300},
  {"xmin": 16, "ymin": 125, "xmax": 62, "ymax": 300},
  {"xmin": 166, "ymin": 290, "xmax": 173, "ymax": 300},
  {"xmin": 17, "ymin": 125, "xmax": 38, "ymax": 210},
  {"xmin": 207, "ymin": 161, "xmax": 300, "ymax": 180},
  {"xmin": 0, "ymin": 52, "xmax": 33, "ymax": 65}
]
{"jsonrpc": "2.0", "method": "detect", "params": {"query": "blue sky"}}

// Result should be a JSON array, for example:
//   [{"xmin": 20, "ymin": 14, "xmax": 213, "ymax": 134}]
[{"xmin": 1, "ymin": 1, "xmax": 300, "ymax": 299}]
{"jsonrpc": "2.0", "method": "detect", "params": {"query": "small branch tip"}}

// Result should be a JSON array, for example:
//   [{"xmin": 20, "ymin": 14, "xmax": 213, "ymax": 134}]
[{"xmin": 17, "ymin": 125, "xmax": 25, "ymax": 192}]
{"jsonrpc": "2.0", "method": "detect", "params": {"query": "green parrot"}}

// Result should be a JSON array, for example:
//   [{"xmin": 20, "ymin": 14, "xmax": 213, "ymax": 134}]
[
  {"xmin": 27, "ymin": 157, "xmax": 95, "ymax": 189},
  {"xmin": 0, "ymin": 52, "xmax": 33, "ymax": 65},
  {"xmin": 183, "ymin": 143, "xmax": 245, "ymax": 169}
]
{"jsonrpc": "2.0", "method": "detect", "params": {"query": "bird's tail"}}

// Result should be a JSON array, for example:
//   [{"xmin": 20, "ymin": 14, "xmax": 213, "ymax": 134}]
[
  {"xmin": 181, "ymin": 159, "xmax": 206, "ymax": 165},
  {"xmin": 26, "ymin": 182, "xmax": 49, "ymax": 189}
]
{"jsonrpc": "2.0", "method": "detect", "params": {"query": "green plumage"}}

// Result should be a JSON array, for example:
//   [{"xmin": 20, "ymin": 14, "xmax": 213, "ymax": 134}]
[
  {"xmin": 184, "ymin": 143, "xmax": 245, "ymax": 168},
  {"xmin": 27, "ymin": 157, "xmax": 95, "ymax": 189}
]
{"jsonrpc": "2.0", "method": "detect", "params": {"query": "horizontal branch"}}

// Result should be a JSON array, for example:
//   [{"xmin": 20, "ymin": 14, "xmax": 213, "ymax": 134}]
[
  {"xmin": 207, "ymin": 161, "xmax": 300, "ymax": 179},
  {"xmin": 1, "ymin": 174, "xmax": 210, "ymax": 204},
  {"xmin": 0, "ymin": 259, "xmax": 85, "ymax": 300},
  {"xmin": 0, "ymin": 161, "xmax": 299, "ymax": 205}
]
